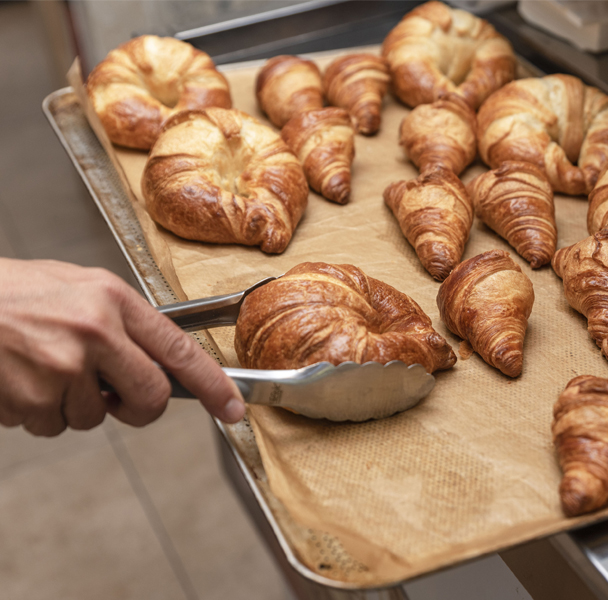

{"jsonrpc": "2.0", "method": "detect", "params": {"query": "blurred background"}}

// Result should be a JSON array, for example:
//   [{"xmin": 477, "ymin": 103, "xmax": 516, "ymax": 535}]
[{"xmin": 2, "ymin": 1, "xmax": 608, "ymax": 599}]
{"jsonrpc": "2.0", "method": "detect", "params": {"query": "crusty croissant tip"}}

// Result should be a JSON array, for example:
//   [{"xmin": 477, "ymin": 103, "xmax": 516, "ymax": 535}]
[
  {"xmin": 325, "ymin": 171, "xmax": 351, "ymax": 204},
  {"xmin": 560, "ymin": 473, "xmax": 605, "ymax": 517}
]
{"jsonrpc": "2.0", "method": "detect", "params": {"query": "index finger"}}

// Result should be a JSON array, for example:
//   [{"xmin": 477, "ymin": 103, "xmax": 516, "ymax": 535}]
[{"xmin": 119, "ymin": 291, "xmax": 245, "ymax": 423}]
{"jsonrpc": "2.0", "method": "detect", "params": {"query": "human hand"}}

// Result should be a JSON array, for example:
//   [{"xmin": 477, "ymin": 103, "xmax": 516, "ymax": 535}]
[{"xmin": 0, "ymin": 258, "xmax": 245, "ymax": 436}]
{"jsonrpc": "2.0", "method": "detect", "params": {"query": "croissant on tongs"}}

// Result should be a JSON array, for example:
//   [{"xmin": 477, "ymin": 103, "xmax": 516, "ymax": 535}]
[
  {"xmin": 323, "ymin": 53, "xmax": 390, "ymax": 136},
  {"xmin": 553, "ymin": 375, "xmax": 608, "ymax": 517},
  {"xmin": 468, "ymin": 161, "xmax": 557, "ymax": 269},
  {"xmin": 437, "ymin": 249, "xmax": 535, "ymax": 377},
  {"xmin": 552, "ymin": 230, "xmax": 608, "ymax": 359},
  {"xmin": 282, "ymin": 108, "xmax": 355, "ymax": 205},
  {"xmin": 383, "ymin": 165, "xmax": 474, "ymax": 281},
  {"xmin": 256, "ymin": 55, "xmax": 324, "ymax": 128}
]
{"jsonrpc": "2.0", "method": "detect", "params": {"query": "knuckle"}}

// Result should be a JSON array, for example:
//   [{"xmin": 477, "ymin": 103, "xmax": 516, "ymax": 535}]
[
  {"xmin": 36, "ymin": 344, "xmax": 87, "ymax": 378},
  {"xmin": 163, "ymin": 332, "xmax": 199, "ymax": 371},
  {"xmin": 130, "ymin": 375, "xmax": 171, "ymax": 426},
  {"xmin": 70, "ymin": 410, "xmax": 106, "ymax": 431}
]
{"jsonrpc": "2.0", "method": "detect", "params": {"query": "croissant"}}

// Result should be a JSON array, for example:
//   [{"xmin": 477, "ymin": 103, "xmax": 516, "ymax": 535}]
[
  {"xmin": 477, "ymin": 74, "xmax": 608, "ymax": 195},
  {"xmin": 381, "ymin": 1, "xmax": 515, "ymax": 109},
  {"xmin": 553, "ymin": 375, "xmax": 608, "ymax": 517},
  {"xmin": 281, "ymin": 108, "xmax": 355, "ymax": 205},
  {"xmin": 142, "ymin": 108, "xmax": 308, "ymax": 254},
  {"xmin": 323, "ymin": 53, "xmax": 390, "ymax": 135},
  {"xmin": 87, "ymin": 35, "xmax": 231, "ymax": 150},
  {"xmin": 552, "ymin": 230, "xmax": 608, "ymax": 358},
  {"xmin": 467, "ymin": 161, "xmax": 557, "ymax": 269},
  {"xmin": 399, "ymin": 93, "xmax": 476, "ymax": 175},
  {"xmin": 437, "ymin": 250, "xmax": 535, "ymax": 377},
  {"xmin": 255, "ymin": 55, "xmax": 324, "ymax": 128},
  {"xmin": 234, "ymin": 262, "xmax": 457, "ymax": 373},
  {"xmin": 587, "ymin": 167, "xmax": 608, "ymax": 234},
  {"xmin": 383, "ymin": 166, "xmax": 474, "ymax": 281}
]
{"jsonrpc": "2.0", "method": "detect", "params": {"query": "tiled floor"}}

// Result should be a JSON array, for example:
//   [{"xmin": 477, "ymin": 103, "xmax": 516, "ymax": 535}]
[{"xmin": 0, "ymin": 3, "xmax": 285, "ymax": 599}]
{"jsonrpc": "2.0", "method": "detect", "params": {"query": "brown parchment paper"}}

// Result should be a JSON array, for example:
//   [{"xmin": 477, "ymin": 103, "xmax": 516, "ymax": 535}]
[{"xmin": 69, "ymin": 51, "xmax": 608, "ymax": 588}]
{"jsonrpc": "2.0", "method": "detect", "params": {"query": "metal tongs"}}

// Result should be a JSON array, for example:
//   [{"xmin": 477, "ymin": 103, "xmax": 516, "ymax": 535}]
[{"xmin": 115, "ymin": 277, "xmax": 435, "ymax": 421}]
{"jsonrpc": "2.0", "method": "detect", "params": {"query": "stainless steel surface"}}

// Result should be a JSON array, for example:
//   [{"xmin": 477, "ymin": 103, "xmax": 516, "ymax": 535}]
[
  {"xmin": 158, "ymin": 276, "xmax": 277, "ymax": 330},
  {"xmin": 227, "ymin": 361, "xmax": 434, "ymax": 421}
]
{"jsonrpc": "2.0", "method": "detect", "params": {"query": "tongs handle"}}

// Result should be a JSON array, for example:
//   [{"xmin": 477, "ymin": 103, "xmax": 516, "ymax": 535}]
[
  {"xmin": 158, "ymin": 276, "xmax": 276, "ymax": 331},
  {"xmin": 99, "ymin": 365, "xmax": 319, "ymax": 402}
]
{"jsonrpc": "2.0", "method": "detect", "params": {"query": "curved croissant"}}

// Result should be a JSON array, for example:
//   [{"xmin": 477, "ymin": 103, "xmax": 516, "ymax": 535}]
[
  {"xmin": 234, "ymin": 262, "xmax": 457, "ymax": 373},
  {"xmin": 323, "ymin": 53, "xmax": 390, "ymax": 135},
  {"xmin": 255, "ymin": 55, "xmax": 323, "ymax": 128},
  {"xmin": 281, "ymin": 108, "xmax": 355, "ymax": 204},
  {"xmin": 467, "ymin": 161, "xmax": 557, "ymax": 268},
  {"xmin": 381, "ymin": 1, "xmax": 515, "ymax": 109},
  {"xmin": 142, "ymin": 108, "xmax": 308, "ymax": 254},
  {"xmin": 587, "ymin": 167, "xmax": 608, "ymax": 234},
  {"xmin": 552, "ymin": 230, "xmax": 608, "ymax": 359},
  {"xmin": 477, "ymin": 74, "xmax": 608, "ymax": 195},
  {"xmin": 553, "ymin": 375, "xmax": 608, "ymax": 517},
  {"xmin": 383, "ymin": 166, "xmax": 474, "ymax": 281},
  {"xmin": 399, "ymin": 93, "xmax": 477, "ymax": 175},
  {"xmin": 87, "ymin": 35, "xmax": 231, "ymax": 149},
  {"xmin": 437, "ymin": 249, "xmax": 535, "ymax": 377}
]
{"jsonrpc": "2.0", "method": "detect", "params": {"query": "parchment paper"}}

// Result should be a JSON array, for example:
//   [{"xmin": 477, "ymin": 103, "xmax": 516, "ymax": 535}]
[{"xmin": 69, "ymin": 51, "xmax": 608, "ymax": 587}]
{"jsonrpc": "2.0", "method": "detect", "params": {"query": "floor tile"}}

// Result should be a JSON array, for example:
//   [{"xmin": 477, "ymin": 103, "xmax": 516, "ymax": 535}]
[
  {"xmin": 113, "ymin": 401, "xmax": 287, "ymax": 600},
  {"xmin": 0, "ymin": 438, "xmax": 186, "ymax": 600},
  {"xmin": 0, "ymin": 424, "xmax": 106, "ymax": 482},
  {"xmin": 31, "ymin": 231, "xmax": 140, "ymax": 288},
  {"xmin": 0, "ymin": 218, "xmax": 17, "ymax": 258}
]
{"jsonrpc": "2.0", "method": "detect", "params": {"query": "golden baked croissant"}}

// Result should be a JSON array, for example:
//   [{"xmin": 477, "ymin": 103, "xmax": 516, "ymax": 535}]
[
  {"xmin": 552, "ymin": 230, "xmax": 608, "ymax": 358},
  {"xmin": 553, "ymin": 375, "xmax": 608, "ymax": 517},
  {"xmin": 381, "ymin": 1, "xmax": 515, "ymax": 109},
  {"xmin": 281, "ymin": 108, "xmax": 355, "ymax": 205},
  {"xmin": 587, "ymin": 167, "xmax": 608, "ymax": 234},
  {"xmin": 87, "ymin": 35, "xmax": 231, "ymax": 150},
  {"xmin": 477, "ymin": 74, "xmax": 608, "ymax": 195},
  {"xmin": 383, "ymin": 166, "xmax": 474, "ymax": 281},
  {"xmin": 467, "ymin": 161, "xmax": 557, "ymax": 269},
  {"xmin": 255, "ymin": 55, "xmax": 324, "ymax": 128},
  {"xmin": 437, "ymin": 249, "xmax": 535, "ymax": 377},
  {"xmin": 323, "ymin": 53, "xmax": 390, "ymax": 135},
  {"xmin": 142, "ymin": 108, "xmax": 308, "ymax": 254},
  {"xmin": 399, "ymin": 93, "xmax": 476, "ymax": 175},
  {"xmin": 234, "ymin": 262, "xmax": 457, "ymax": 373}
]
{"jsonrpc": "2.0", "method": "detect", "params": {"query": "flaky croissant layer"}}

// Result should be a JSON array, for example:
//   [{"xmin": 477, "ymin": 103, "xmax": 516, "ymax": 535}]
[
  {"xmin": 553, "ymin": 376, "xmax": 608, "ymax": 517},
  {"xmin": 384, "ymin": 166, "xmax": 474, "ymax": 281},
  {"xmin": 552, "ymin": 230, "xmax": 608, "ymax": 359},
  {"xmin": 256, "ymin": 55, "xmax": 323, "ymax": 128},
  {"xmin": 142, "ymin": 108, "xmax": 308, "ymax": 254},
  {"xmin": 87, "ymin": 35, "xmax": 232, "ymax": 150},
  {"xmin": 382, "ymin": 1, "xmax": 515, "ymax": 109},
  {"xmin": 282, "ymin": 108, "xmax": 355, "ymax": 205},
  {"xmin": 235, "ymin": 262, "xmax": 457, "ymax": 373},
  {"xmin": 437, "ymin": 250, "xmax": 534, "ymax": 377},
  {"xmin": 477, "ymin": 74, "xmax": 608, "ymax": 195},
  {"xmin": 468, "ymin": 161, "xmax": 557, "ymax": 269},
  {"xmin": 399, "ymin": 93, "xmax": 477, "ymax": 176},
  {"xmin": 323, "ymin": 53, "xmax": 390, "ymax": 135}
]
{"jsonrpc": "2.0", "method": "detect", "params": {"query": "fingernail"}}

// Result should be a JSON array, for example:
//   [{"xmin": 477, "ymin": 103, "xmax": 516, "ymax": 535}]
[{"xmin": 222, "ymin": 398, "xmax": 246, "ymax": 423}]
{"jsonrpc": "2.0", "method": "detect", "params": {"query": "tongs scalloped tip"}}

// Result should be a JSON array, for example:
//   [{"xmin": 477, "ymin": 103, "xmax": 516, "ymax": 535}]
[{"xmin": 227, "ymin": 360, "xmax": 436, "ymax": 422}]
